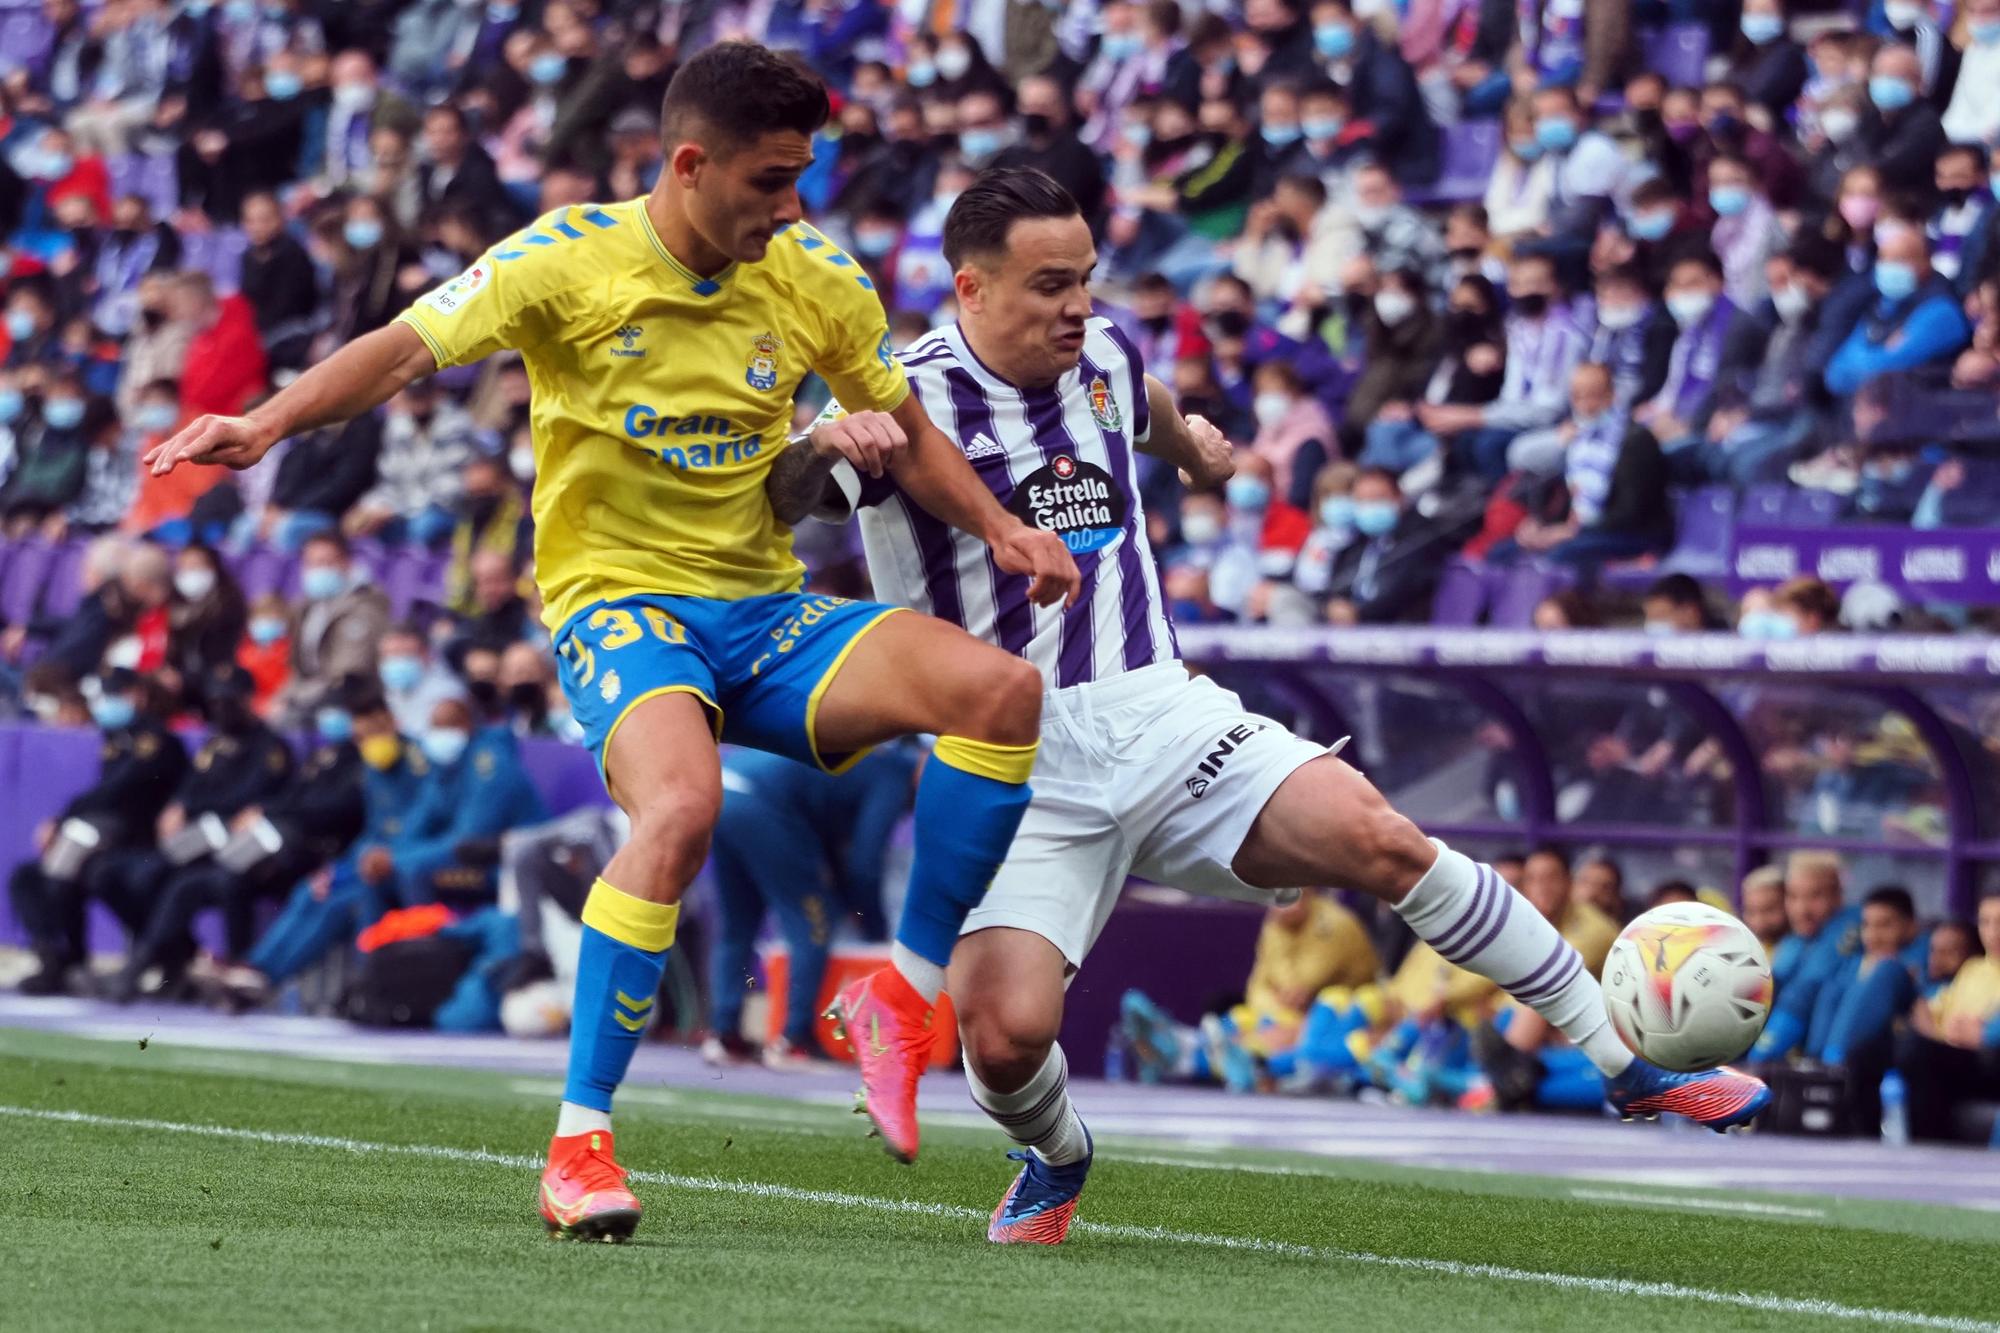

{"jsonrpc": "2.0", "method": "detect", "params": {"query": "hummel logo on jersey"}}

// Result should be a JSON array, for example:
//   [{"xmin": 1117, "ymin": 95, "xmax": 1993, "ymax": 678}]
[
  {"xmin": 611, "ymin": 324, "xmax": 646, "ymax": 358},
  {"xmin": 964, "ymin": 432, "xmax": 1005, "ymax": 461},
  {"xmin": 1184, "ymin": 722, "xmax": 1268, "ymax": 798}
]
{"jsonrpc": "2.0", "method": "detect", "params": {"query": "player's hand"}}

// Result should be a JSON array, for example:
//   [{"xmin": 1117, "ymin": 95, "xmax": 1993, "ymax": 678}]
[
  {"xmin": 145, "ymin": 413, "xmax": 280, "ymax": 476},
  {"xmin": 1179, "ymin": 414, "xmax": 1236, "ymax": 488},
  {"xmin": 810, "ymin": 409, "xmax": 906, "ymax": 479},
  {"xmin": 991, "ymin": 523, "xmax": 1082, "ymax": 609}
]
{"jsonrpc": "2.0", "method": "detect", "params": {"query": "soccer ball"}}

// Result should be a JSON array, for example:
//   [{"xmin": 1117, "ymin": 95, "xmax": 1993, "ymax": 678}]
[{"xmin": 1602, "ymin": 902, "xmax": 1772, "ymax": 1072}]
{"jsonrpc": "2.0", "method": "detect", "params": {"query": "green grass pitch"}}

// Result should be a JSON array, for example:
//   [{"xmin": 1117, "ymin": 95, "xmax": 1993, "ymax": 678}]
[{"xmin": 1, "ymin": 1027, "xmax": 1997, "ymax": 1332}]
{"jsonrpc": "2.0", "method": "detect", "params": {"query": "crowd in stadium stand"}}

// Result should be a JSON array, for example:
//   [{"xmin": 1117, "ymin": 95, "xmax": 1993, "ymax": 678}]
[
  {"xmin": 0, "ymin": 0, "xmax": 1997, "ymax": 1133},
  {"xmin": 1121, "ymin": 850, "xmax": 1999, "ymax": 1141}
]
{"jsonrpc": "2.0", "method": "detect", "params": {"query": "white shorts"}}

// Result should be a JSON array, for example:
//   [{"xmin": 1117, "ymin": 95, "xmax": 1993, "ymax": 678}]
[{"xmin": 960, "ymin": 661, "xmax": 1331, "ymax": 968}]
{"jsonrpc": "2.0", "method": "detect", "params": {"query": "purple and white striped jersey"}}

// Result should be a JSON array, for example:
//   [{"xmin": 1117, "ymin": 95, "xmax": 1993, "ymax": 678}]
[{"xmin": 829, "ymin": 317, "xmax": 1180, "ymax": 688}]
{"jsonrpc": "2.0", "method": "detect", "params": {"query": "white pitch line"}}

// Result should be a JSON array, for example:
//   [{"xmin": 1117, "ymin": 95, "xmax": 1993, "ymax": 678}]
[
  {"xmin": 4, "ymin": 1104, "xmax": 1992, "ymax": 1333},
  {"xmin": 1568, "ymin": 1187, "xmax": 1826, "ymax": 1219}
]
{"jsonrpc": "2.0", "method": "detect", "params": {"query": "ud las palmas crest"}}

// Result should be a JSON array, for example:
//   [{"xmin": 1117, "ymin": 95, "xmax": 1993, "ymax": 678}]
[
  {"xmin": 746, "ymin": 332, "xmax": 781, "ymax": 391},
  {"xmin": 1088, "ymin": 375, "xmax": 1121, "ymax": 431}
]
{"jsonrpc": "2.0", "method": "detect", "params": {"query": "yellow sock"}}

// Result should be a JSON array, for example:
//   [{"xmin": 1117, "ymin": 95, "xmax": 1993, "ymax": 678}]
[
  {"xmin": 933, "ymin": 734, "xmax": 1038, "ymax": 784},
  {"xmin": 580, "ymin": 878, "xmax": 680, "ymax": 953}
]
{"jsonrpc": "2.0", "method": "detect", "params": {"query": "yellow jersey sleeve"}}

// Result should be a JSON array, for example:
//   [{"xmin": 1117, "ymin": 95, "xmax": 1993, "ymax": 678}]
[
  {"xmin": 789, "ymin": 225, "xmax": 909, "ymax": 416},
  {"xmin": 396, "ymin": 209, "xmax": 597, "ymax": 368}
]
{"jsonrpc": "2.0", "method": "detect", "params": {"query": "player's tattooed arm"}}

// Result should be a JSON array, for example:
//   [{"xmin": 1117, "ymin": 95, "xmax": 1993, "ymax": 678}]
[
  {"xmin": 1137, "ymin": 373, "xmax": 1236, "ymax": 488},
  {"xmin": 766, "ymin": 434, "xmax": 841, "ymax": 526}
]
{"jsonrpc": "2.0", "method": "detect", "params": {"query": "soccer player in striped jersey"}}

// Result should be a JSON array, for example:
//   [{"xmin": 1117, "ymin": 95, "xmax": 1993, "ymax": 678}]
[
  {"xmin": 144, "ymin": 45, "xmax": 1081, "ymax": 1242},
  {"xmin": 796, "ymin": 169, "xmax": 1770, "ymax": 1245}
]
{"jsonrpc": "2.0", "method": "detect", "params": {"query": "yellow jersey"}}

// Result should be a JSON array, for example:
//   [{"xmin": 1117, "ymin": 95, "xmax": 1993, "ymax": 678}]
[
  {"xmin": 1933, "ymin": 956, "xmax": 2000, "ymax": 1029},
  {"xmin": 1388, "ymin": 898, "xmax": 1619, "ymax": 1027},
  {"xmin": 396, "ymin": 200, "xmax": 909, "ymax": 632},
  {"xmin": 1244, "ymin": 898, "xmax": 1380, "ymax": 1017}
]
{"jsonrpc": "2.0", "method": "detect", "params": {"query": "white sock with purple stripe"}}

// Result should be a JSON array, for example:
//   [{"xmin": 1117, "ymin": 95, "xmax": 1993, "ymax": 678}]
[
  {"xmin": 1395, "ymin": 839, "xmax": 1634, "ymax": 1077},
  {"xmin": 966, "ymin": 1044, "xmax": 1090, "ymax": 1166}
]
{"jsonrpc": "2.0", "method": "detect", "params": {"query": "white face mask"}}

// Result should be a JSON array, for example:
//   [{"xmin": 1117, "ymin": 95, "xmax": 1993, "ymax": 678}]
[
  {"xmin": 509, "ymin": 446, "xmax": 535, "ymax": 483},
  {"xmin": 1373, "ymin": 290, "xmax": 1416, "ymax": 325},
  {"xmin": 1181, "ymin": 511, "xmax": 1223, "ymax": 545},
  {"xmin": 1252, "ymin": 391, "xmax": 1292, "ymax": 430},
  {"xmin": 1596, "ymin": 303, "xmax": 1644, "ymax": 331},
  {"xmin": 1665, "ymin": 290, "xmax": 1716, "ymax": 326},
  {"xmin": 174, "ymin": 567, "xmax": 216, "ymax": 601},
  {"xmin": 1772, "ymin": 283, "xmax": 1811, "ymax": 323},
  {"xmin": 1820, "ymin": 108, "xmax": 1860, "ymax": 143},
  {"xmin": 935, "ymin": 46, "xmax": 972, "ymax": 79}
]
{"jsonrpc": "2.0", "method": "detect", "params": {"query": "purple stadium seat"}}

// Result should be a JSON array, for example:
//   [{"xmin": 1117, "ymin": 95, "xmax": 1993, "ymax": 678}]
[
  {"xmin": 1430, "ymin": 559, "xmax": 1491, "ymax": 625},
  {"xmin": 179, "ymin": 230, "xmax": 215, "ymax": 274},
  {"xmin": 520, "ymin": 738, "xmax": 611, "ymax": 815},
  {"xmin": 107, "ymin": 152, "xmax": 144, "ymax": 199},
  {"xmin": 236, "ymin": 544, "xmax": 293, "ymax": 600},
  {"xmin": 140, "ymin": 154, "xmax": 178, "ymax": 217},
  {"xmin": 383, "ymin": 549, "xmax": 434, "ymax": 620},
  {"xmin": 1659, "ymin": 485, "xmax": 1736, "ymax": 575},
  {"xmin": 1647, "ymin": 23, "xmax": 1709, "ymax": 87},
  {"xmin": 349, "ymin": 538, "xmax": 391, "ymax": 587},
  {"xmin": 1739, "ymin": 484, "xmax": 1790, "ymax": 526},
  {"xmin": 208, "ymin": 228, "xmax": 249, "ymax": 292},
  {"xmin": 0, "ymin": 11, "xmax": 50, "ymax": 67},
  {"xmin": 1489, "ymin": 563, "xmax": 1574, "ymax": 627},
  {"xmin": 40, "ymin": 540, "xmax": 87, "ymax": 619},
  {"xmin": 1408, "ymin": 120, "xmax": 1500, "ymax": 205},
  {"xmin": 0, "ymin": 540, "xmax": 56, "ymax": 629},
  {"xmin": 1781, "ymin": 489, "xmax": 1843, "ymax": 526}
]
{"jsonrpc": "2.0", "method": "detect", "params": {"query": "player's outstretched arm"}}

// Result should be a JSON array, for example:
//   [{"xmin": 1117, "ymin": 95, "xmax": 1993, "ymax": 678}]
[
  {"xmin": 888, "ymin": 393, "xmax": 1081, "ymax": 608},
  {"xmin": 145, "ymin": 323, "xmax": 439, "ymax": 476},
  {"xmin": 1137, "ymin": 373, "xmax": 1236, "ymax": 488}
]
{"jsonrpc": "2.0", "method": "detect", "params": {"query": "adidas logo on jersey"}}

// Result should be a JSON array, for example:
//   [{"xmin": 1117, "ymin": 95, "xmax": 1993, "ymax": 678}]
[{"xmin": 963, "ymin": 432, "xmax": 1005, "ymax": 461}]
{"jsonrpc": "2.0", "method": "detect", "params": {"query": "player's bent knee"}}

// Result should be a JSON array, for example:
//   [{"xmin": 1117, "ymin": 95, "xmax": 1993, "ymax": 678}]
[
  {"xmin": 624, "ymin": 787, "xmax": 720, "ymax": 884},
  {"xmin": 972, "ymin": 654, "xmax": 1044, "ymax": 745},
  {"xmin": 1357, "ymin": 798, "xmax": 1433, "ymax": 901},
  {"xmin": 962, "ymin": 1000, "xmax": 1061, "ymax": 1090}
]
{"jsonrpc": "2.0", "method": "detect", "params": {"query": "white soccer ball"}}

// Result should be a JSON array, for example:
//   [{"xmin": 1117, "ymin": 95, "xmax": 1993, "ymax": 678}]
[{"xmin": 1601, "ymin": 902, "xmax": 1772, "ymax": 1072}]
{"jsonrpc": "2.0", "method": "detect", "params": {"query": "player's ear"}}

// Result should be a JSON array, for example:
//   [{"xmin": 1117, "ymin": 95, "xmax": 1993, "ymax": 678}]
[
  {"xmin": 952, "ymin": 265, "xmax": 982, "ymax": 316},
  {"xmin": 669, "ymin": 141, "xmax": 708, "ymax": 187}
]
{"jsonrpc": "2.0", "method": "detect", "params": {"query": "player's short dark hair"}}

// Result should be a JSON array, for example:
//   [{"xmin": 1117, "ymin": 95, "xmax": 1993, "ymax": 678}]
[
  {"xmin": 1864, "ymin": 885, "xmax": 1916, "ymax": 920},
  {"xmin": 942, "ymin": 167, "xmax": 1082, "ymax": 269},
  {"xmin": 661, "ymin": 41, "xmax": 830, "ymax": 156}
]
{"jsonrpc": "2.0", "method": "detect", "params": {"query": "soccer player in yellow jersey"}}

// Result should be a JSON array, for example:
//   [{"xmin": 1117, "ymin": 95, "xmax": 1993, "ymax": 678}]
[{"xmin": 145, "ymin": 41, "xmax": 1080, "ymax": 1241}]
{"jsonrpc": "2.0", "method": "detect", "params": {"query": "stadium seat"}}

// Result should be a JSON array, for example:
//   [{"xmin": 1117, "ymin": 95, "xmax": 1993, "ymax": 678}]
[
  {"xmin": 0, "ymin": 11, "xmax": 48, "ymax": 66},
  {"xmin": 39, "ymin": 541, "xmax": 88, "ymax": 619},
  {"xmin": 1488, "ymin": 563, "xmax": 1573, "ymax": 627},
  {"xmin": 1430, "ymin": 558, "xmax": 1492, "ymax": 625},
  {"xmin": 1739, "ymin": 483, "xmax": 1791, "ymax": 526},
  {"xmin": 235, "ymin": 544, "xmax": 296, "ymax": 601},
  {"xmin": 0, "ymin": 540, "xmax": 57, "ymax": 631},
  {"xmin": 1406, "ymin": 121, "xmax": 1501, "ymax": 206},
  {"xmin": 382, "ymin": 548, "xmax": 438, "ymax": 620},
  {"xmin": 1781, "ymin": 489, "xmax": 1844, "ymax": 526},
  {"xmin": 1657, "ymin": 485, "xmax": 1736, "ymax": 576},
  {"xmin": 139, "ymin": 154, "xmax": 179, "ymax": 217},
  {"xmin": 1645, "ymin": 23, "xmax": 1710, "ymax": 86}
]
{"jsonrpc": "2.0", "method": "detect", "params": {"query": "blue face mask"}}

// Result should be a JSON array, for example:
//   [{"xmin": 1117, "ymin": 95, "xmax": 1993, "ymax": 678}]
[
  {"xmin": 5, "ymin": 309, "xmax": 36, "ymax": 341},
  {"xmin": 40, "ymin": 151, "xmax": 73, "ymax": 179},
  {"xmin": 1302, "ymin": 116, "xmax": 1344, "ymax": 141},
  {"xmin": 0, "ymin": 388, "xmax": 21, "ymax": 422},
  {"xmin": 248, "ymin": 616, "xmax": 286, "ymax": 645},
  {"xmin": 1869, "ymin": 75, "xmax": 1915, "ymax": 112},
  {"xmin": 344, "ymin": 218, "xmax": 384, "ymax": 250},
  {"xmin": 300, "ymin": 566, "xmax": 346, "ymax": 601},
  {"xmin": 1125, "ymin": 124, "xmax": 1153, "ymax": 148},
  {"xmin": 1740, "ymin": 609, "xmax": 1799, "ymax": 639},
  {"xmin": 380, "ymin": 655, "xmax": 423, "ymax": 692},
  {"xmin": 421, "ymin": 727, "xmax": 470, "ymax": 767},
  {"xmin": 1991, "ymin": 172, "xmax": 2000, "ymax": 202},
  {"xmin": 265, "ymin": 70, "xmax": 303, "ymax": 100},
  {"xmin": 1974, "ymin": 20, "xmax": 2000, "ymax": 45},
  {"xmin": 1709, "ymin": 185, "xmax": 1751, "ymax": 217},
  {"xmin": 959, "ymin": 128, "xmax": 1002, "ymax": 159},
  {"xmin": 91, "ymin": 696, "xmax": 136, "ymax": 730},
  {"xmin": 136, "ymin": 402, "xmax": 178, "ymax": 433},
  {"xmin": 852, "ymin": 229, "xmax": 897, "ymax": 259},
  {"xmin": 530, "ymin": 53, "xmax": 567, "ymax": 86},
  {"xmin": 1261, "ymin": 124, "xmax": 1301, "ymax": 147},
  {"xmin": 42, "ymin": 398, "xmax": 83, "ymax": 431},
  {"xmin": 487, "ymin": 1, "xmax": 518, "ymax": 18},
  {"xmin": 1353, "ymin": 500, "xmax": 1399, "ymax": 537},
  {"xmin": 1102, "ymin": 33, "xmax": 1142, "ymax": 61},
  {"xmin": 1509, "ymin": 136, "xmax": 1543, "ymax": 162},
  {"xmin": 1629, "ymin": 209, "xmax": 1674, "ymax": 241},
  {"xmin": 906, "ymin": 61, "xmax": 936, "ymax": 88},
  {"xmin": 1314, "ymin": 24, "xmax": 1355, "ymax": 58},
  {"xmin": 1318, "ymin": 495, "xmax": 1355, "ymax": 529},
  {"xmin": 315, "ymin": 707, "xmax": 354, "ymax": 741},
  {"xmin": 223, "ymin": 0, "xmax": 255, "ymax": 20},
  {"xmin": 1225, "ymin": 476, "xmax": 1271, "ymax": 511},
  {"xmin": 1740, "ymin": 13, "xmax": 1784, "ymax": 44},
  {"xmin": 1534, "ymin": 117, "xmax": 1578, "ymax": 153},
  {"xmin": 1874, "ymin": 260, "xmax": 1919, "ymax": 300},
  {"xmin": 185, "ymin": 0, "xmax": 214, "ymax": 15}
]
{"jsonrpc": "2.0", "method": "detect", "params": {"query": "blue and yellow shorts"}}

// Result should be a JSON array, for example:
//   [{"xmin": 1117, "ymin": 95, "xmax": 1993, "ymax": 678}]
[{"xmin": 554, "ymin": 591, "xmax": 904, "ymax": 780}]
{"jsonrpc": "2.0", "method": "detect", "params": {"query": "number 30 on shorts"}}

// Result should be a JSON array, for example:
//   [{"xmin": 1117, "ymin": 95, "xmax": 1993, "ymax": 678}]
[{"xmin": 561, "ymin": 605, "xmax": 685, "ymax": 686}]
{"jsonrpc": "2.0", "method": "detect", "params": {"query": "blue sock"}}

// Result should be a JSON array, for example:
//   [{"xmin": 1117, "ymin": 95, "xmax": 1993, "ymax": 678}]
[
  {"xmin": 893, "ymin": 735, "xmax": 1035, "ymax": 969},
  {"xmin": 561, "ymin": 879, "xmax": 678, "ymax": 1114}
]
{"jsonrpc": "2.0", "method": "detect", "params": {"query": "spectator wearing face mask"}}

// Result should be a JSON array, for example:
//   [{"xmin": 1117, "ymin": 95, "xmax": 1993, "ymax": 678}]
[
  {"xmin": 1289, "ymin": 461, "xmax": 1360, "ymax": 601},
  {"xmin": 1319, "ymin": 467, "xmax": 1437, "ymax": 625},
  {"xmin": 1349, "ymin": 164, "xmax": 1449, "ymax": 295},
  {"xmin": 1234, "ymin": 173, "xmax": 1360, "ymax": 312},
  {"xmin": 1580, "ymin": 264, "xmax": 1673, "ymax": 421},
  {"xmin": 0, "ymin": 373, "xmax": 106, "ymax": 536},
  {"xmin": 165, "ymin": 542, "xmax": 247, "ymax": 697},
  {"xmin": 1359, "ymin": 274, "xmax": 1507, "ymax": 479},
  {"xmin": 1877, "ymin": 0, "xmax": 1960, "ymax": 108},
  {"xmin": 239, "ymin": 591, "xmax": 292, "ymax": 715},
  {"xmin": 496, "ymin": 641, "xmax": 561, "ymax": 738},
  {"xmin": 1, "ymin": 276, "xmax": 60, "ymax": 369},
  {"xmin": 8, "ymin": 668, "xmax": 187, "ymax": 995},
  {"xmin": 990, "ymin": 74, "xmax": 1108, "ymax": 229},
  {"xmin": 376, "ymin": 622, "xmax": 465, "ymax": 737},
  {"xmin": 1707, "ymin": 155, "xmax": 1785, "ymax": 310},
  {"xmin": 256, "ymin": 412, "xmax": 386, "ymax": 554},
  {"xmin": 89, "ymin": 194, "xmax": 183, "ymax": 340},
  {"xmin": 1248, "ymin": 359, "xmax": 1337, "ymax": 510},
  {"xmin": 1728, "ymin": 0, "xmax": 1809, "ymax": 121},
  {"xmin": 1309, "ymin": 0, "xmax": 1440, "ymax": 185},
  {"xmin": 1943, "ymin": 0, "xmax": 2000, "ymax": 143},
  {"xmin": 344, "ymin": 381, "xmax": 480, "ymax": 547},
  {"xmin": 1634, "ymin": 252, "xmax": 1739, "ymax": 469},
  {"xmin": 1825, "ymin": 225, "xmax": 1971, "ymax": 398},
  {"xmin": 1485, "ymin": 100, "xmax": 1558, "ymax": 241},
  {"xmin": 1927, "ymin": 143, "xmax": 1996, "ymax": 296},
  {"xmin": 1343, "ymin": 267, "xmax": 1443, "ymax": 452},
  {"xmin": 452, "ymin": 549, "xmax": 538, "ymax": 659},
  {"xmin": 355, "ymin": 695, "xmax": 546, "ymax": 908},
  {"xmin": 328, "ymin": 195, "xmax": 427, "ymax": 345},
  {"xmin": 1863, "ymin": 44, "xmax": 1948, "ymax": 196},
  {"xmin": 443, "ymin": 455, "xmax": 529, "ymax": 617},
  {"xmin": 1689, "ymin": 81, "xmax": 1805, "ymax": 215},
  {"xmin": 1520, "ymin": 85, "xmax": 1628, "ymax": 252},
  {"xmin": 274, "ymin": 530, "xmax": 390, "ymax": 728}
]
